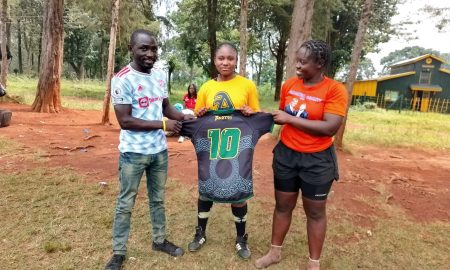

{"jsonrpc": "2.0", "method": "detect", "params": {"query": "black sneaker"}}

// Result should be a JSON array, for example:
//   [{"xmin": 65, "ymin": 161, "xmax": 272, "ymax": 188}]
[
  {"xmin": 152, "ymin": 239, "xmax": 185, "ymax": 257},
  {"xmin": 235, "ymin": 234, "xmax": 251, "ymax": 260},
  {"xmin": 105, "ymin": 254, "xmax": 125, "ymax": 270},
  {"xmin": 188, "ymin": 226, "xmax": 207, "ymax": 252}
]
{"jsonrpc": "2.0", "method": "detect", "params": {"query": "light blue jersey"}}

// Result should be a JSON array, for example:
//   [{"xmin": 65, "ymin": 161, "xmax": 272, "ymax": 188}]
[{"xmin": 112, "ymin": 65, "xmax": 168, "ymax": 155}]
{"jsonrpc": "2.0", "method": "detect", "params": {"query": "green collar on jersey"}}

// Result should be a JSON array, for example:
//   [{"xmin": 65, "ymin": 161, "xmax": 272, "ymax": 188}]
[{"xmin": 211, "ymin": 109, "xmax": 236, "ymax": 115}]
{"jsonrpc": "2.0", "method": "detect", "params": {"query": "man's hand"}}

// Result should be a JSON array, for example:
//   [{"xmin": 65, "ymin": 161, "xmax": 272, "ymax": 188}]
[
  {"xmin": 240, "ymin": 105, "xmax": 255, "ymax": 116},
  {"xmin": 166, "ymin": 120, "xmax": 182, "ymax": 133},
  {"xmin": 183, "ymin": 114, "xmax": 195, "ymax": 121},
  {"xmin": 272, "ymin": 110, "xmax": 293, "ymax": 125},
  {"xmin": 196, "ymin": 107, "xmax": 209, "ymax": 117}
]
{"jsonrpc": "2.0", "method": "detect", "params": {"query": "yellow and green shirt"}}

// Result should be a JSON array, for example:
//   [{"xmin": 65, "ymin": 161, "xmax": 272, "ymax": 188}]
[{"xmin": 195, "ymin": 75, "xmax": 260, "ymax": 113}]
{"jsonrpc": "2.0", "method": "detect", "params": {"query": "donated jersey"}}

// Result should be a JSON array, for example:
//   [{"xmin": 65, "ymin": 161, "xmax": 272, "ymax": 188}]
[
  {"xmin": 181, "ymin": 111, "xmax": 273, "ymax": 203},
  {"xmin": 279, "ymin": 76, "xmax": 348, "ymax": 153},
  {"xmin": 111, "ymin": 65, "xmax": 168, "ymax": 155},
  {"xmin": 195, "ymin": 75, "xmax": 260, "ymax": 113}
]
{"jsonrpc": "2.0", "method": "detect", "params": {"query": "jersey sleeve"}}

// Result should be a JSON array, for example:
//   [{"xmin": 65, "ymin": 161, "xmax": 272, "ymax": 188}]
[
  {"xmin": 194, "ymin": 83, "xmax": 208, "ymax": 114},
  {"xmin": 180, "ymin": 118, "xmax": 200, "ymax": 138},
  {"xmin": 279, "ymin": 80, "xmax": 288, "ymax": 110},
  {"xmin": 249, "ymin": 112, "xmax": 274, "ymax": 138},
  {"xmin": 111, "ymin": 77, "xmax": 133, "ymax": 105},
  {"xmin": 247, "ymin": 80, "xmax": 260, "ymax": 112},
  {"xmin": 324, "ymin": 82, "xmax": 348, "ymax": 116}
]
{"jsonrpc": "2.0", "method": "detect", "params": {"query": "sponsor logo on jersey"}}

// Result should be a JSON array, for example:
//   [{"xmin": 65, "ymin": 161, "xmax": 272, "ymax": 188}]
[
  {"xmin": 113, "ymin": 88, "xmax": 121, "ymax": 96},
  {"xmin": 214, "ymin": 115, "xmax": 233, "ymax": 121},
  {"xmin": 139, "ymin": 96, "xmax": 149, "ymax": 108},
  {"xmin": 212, "ymin": 91, "xmax": 235, "ymax": 110}
]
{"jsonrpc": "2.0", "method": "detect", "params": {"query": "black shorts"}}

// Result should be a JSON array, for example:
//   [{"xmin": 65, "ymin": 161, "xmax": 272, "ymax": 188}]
[{"xmin": 272, "ymin": 142, "xmax": 339, "ymax": 200}]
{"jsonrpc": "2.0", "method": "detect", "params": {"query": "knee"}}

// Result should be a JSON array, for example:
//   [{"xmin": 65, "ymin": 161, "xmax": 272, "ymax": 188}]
[
  {"xmin": 305, "ymin": 207, "xmax": 326, "ymax": 220},
  {"xmin": 275, "ymin": 202, "xmax": 295, "ymax": 214}
]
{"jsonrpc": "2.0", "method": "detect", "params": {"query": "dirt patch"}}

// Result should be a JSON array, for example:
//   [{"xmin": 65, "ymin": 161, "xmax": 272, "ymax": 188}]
[{"xmin": 1, "ymin": 103, "xmax": 449, "ymax": 223}]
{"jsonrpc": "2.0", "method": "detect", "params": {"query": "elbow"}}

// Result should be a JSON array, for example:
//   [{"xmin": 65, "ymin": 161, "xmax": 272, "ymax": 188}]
[{"xmin": 118, "ymin": 118, "xmax": 133, "ymax": 130}]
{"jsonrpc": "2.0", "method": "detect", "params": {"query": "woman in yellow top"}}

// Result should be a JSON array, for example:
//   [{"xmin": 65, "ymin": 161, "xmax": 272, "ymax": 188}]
[{"xmin": 188, "ymin": 42, "xmax": 260, "ymax": 260}]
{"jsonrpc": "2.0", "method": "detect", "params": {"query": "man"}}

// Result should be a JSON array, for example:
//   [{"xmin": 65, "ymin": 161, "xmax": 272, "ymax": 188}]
[{"xmin": 105, "ymin": 29, "xmax": 194, "ymax": 270}]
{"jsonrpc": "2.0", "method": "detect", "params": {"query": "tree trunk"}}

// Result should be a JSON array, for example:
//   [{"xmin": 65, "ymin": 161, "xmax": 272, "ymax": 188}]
[
  {"xmin": 285, "ymin": 0, "xmax": 315, "ymax": 79},
  {"xmin": 18, "ymin": 19, "xmax": 23, "ymax": 74},
  {"xmin": 101, "ymin": 0, "xmax": 120, "ymax": 125},
  {"xmin": 1, "ymin": 0, "xmax": 10, "ymax": 88},
  {"xmin": 206, "ymin": 0, "xmax": 218, "ymax": 78},
  {"xmin": 270, "ymin": 32, "xmax": 288, "ymax": 101},
  {"xmin": 31, "ymin": 0, "xmax": 64, "ymax": 113},
  {"xmin": 334, "ymin": 0, "xmax": 374, "ymax": 149},
  {"xmin": 239, "ymin": 0, "xmax": 248, "ymax": 76},
  {"xmin": 37, "ymin": 24, "xmax": 42, "ymax": 73}
]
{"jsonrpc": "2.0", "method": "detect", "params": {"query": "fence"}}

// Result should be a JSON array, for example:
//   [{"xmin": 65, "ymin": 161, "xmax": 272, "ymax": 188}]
[{"xmin": 351, "ymin": 94, "xmax": 450, "ymax": 114}]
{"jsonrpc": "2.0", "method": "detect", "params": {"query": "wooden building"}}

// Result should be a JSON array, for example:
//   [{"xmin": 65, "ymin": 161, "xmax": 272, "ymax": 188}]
[{"xmin": 353, "ymin": 54, "xmax": 450, "ymax": 112}]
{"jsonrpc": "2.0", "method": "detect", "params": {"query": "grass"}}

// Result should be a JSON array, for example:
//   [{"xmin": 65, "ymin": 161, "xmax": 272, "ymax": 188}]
[
  {"xmin": 344, "ymin": 109, "xmax": 450, "ymax": 150},
  {"xmin": 0, "ymin": 167, "xmax": 448, "ymax": 269}
]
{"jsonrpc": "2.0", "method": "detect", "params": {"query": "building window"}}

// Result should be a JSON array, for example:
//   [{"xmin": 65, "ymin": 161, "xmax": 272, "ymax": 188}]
[
  {"xmin": 419, "ymin": 69, "xmax": 431, "ymax": 84},
  {"xmin": 385, "ymin": 90, "xmax": 399, "ymax": 101}
]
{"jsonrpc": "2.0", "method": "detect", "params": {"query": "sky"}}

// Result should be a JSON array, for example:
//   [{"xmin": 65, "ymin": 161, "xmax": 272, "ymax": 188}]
[{"xmin": 367, "ymin": 0, "xmax": 450, "ymax": 73}]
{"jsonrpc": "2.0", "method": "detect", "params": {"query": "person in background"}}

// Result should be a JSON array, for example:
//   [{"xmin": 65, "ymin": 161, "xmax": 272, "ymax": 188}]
[
  {"xmin": 183, "ymin": 83, "xmax": 197, "ymax": 110},
  {"xmin": 255, "ymin": 40, "xmax": 348, "ymax": 270}
]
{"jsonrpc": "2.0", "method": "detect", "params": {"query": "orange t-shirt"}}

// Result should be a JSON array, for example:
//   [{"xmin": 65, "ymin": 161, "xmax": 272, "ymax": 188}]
[{"xmin": 279, "ymin": 76, "xmax": 348, "ymax": 153}]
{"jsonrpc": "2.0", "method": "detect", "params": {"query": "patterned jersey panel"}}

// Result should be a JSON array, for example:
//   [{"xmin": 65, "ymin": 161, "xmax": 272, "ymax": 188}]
[{"xmin": 181, "ymin": 111, "xmax": 273, "ymax": 202}]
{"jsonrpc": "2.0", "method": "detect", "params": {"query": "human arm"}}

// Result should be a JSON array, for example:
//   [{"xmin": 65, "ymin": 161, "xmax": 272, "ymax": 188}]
[
  {"xmin": 272, "ymin": 110, "xmax": 344, "ymax": 137},
  {"xmin": 114, "ymin": 104, "xmax": 182, "ymax": 132}
]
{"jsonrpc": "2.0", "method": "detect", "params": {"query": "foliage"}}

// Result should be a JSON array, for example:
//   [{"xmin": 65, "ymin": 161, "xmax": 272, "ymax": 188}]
[
  {"xmin": 327, "ymin": 0, "xmax": 400, "ymax": 77},
  {"xmin": 421, "ymin": 5, "xmax": 450, "ymax": 32},
  {"xmin": 336, "ymin": 58, "xmax": 377, "ymax": 80},
  {"xmin": 380, "ymin": 46, "xmax": 441, "ymax": 74},
  {"xmin": 170, "ymin": 0, "xmax": 240, "ymax": 77}
]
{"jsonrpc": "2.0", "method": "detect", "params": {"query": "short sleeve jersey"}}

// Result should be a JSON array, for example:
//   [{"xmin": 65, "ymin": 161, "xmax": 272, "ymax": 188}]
[
  {"xmin": 195, "ymin": 75, "xmax": 260, "ymax": 113},
  {"xmin": 181, "ymin": 111, "xmax": 273, "ymax": 203},
  {"xmin": 111, "ymin": 65, "xmax": 168, "ymax": 155},
  {"xmin": 279, "ymin": 76, "xmax": 348, "ymax": 153}
]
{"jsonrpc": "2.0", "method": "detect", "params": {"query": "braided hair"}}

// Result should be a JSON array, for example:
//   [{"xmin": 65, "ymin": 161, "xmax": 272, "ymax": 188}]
[{"xmin": 299, "ymin": 40, "xmax": 331, "ymax": 68}]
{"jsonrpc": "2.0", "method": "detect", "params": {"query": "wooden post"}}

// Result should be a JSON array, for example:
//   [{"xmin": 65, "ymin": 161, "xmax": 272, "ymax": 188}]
[{"xmin": 440, "ymin": 98, "xmax": 445, "ymax": 113}]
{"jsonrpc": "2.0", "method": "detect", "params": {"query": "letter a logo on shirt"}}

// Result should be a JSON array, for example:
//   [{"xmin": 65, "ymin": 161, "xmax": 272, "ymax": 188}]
[{"xmin": 212, "ymin": 92, "xmax": 235, "ymax": 110}]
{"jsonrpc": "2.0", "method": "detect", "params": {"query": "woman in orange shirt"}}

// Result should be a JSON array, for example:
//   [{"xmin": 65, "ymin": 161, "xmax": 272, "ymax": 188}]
[{"xmin": 255, "ymin": 40, "xmax": 348, "ymax": 270}]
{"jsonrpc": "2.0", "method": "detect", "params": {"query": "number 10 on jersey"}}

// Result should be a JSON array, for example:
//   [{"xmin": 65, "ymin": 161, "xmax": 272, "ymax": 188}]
[{"xmin": 208, "ymin": 128, "xmax": 241, "ymax": 159}]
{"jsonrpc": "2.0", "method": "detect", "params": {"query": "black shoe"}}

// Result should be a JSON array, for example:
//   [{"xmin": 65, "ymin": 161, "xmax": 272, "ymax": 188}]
[
  {"xmin": 105, "ymin": 254, "xmax": 125, "ymax": 270},
  {"xmin": 188, "ymin": 226, "xmax": 207, "ymax": 252},
  {"xmin": 152, "ymin": 239, "xmax": 185, "ymax": 257},
  {"xmin": 235, "ymin": 234, "xmax": 251, "ymax": 260}
]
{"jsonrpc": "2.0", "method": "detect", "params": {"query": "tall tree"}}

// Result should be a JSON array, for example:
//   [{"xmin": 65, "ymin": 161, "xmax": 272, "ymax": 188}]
[
  {"xmin": 328, "ymin": 0, "xmax": 399, "ymax": 78},
  {"xmin": 32, "ymin": 0, "xmax": 64, "ymax": 113},
  {"xmin": 239, "ymin": 0, "xmax": 248, "ymax": 76},
  {"xmin": 206, "ymin": 0, "xmax": 218, "ymax": 78},
  {"xmin": 101, "ymin": 0, "xmax": 120, "ymax": 124},
  {"xmin": 285, "ymin": 0, "xmax": 316, "ymax": 78},
  {"xmin": 334, "ymin": 0, "xmax": 374, "ymax": 149},
  {"xmin": 1, "ymin": 0, "xmax": 9, "ymax": 88}
]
